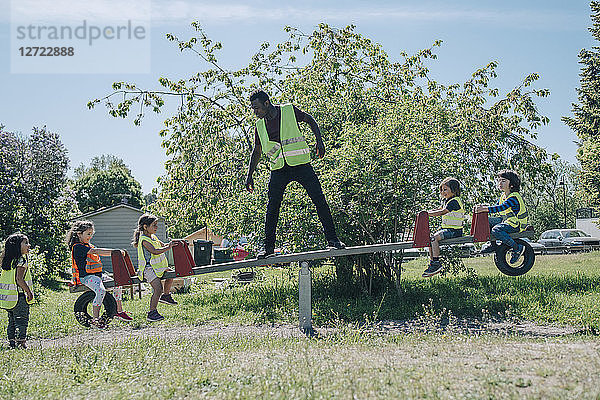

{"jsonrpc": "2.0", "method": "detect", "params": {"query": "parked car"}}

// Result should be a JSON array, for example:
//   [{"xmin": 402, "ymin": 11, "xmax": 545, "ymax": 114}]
[
  {"xmin": 521, "ymin": 237, "xmax": 546, "ymax": 255},
  {"xmin": 457, "ymin": 242, "xmax": 477, "ymax": 257},
  {"xmin": 538, "ymin": 229, "xmax": 600, "ymax": 252}
]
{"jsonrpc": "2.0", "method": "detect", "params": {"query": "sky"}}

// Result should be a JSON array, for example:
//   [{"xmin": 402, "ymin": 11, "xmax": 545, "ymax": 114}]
[{"xmin": 0, "ymin": 0, "xmax": 594, "ymax": 193}]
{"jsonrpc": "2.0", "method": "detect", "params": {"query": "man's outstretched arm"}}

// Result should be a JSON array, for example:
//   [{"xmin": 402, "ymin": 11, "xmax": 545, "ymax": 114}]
[
  {"xmin": 245, "ymin": 130, "xmax": 262, "ymax": 192},
  {"xmin": 302, "ymin": 113, "xmax": 325, "ymax": 158}
]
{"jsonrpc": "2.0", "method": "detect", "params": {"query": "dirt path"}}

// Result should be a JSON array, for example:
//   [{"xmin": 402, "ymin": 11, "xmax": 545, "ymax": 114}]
[{"xmin": 29, "ymin": 318, "xmax": 588, "ymax": 349}]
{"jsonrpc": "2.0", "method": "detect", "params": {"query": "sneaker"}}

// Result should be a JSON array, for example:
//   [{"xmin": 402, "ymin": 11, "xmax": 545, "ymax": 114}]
[
  {"xmin": 147, "ymin": 310, "xmax": 164, "ymax": 322},
  {"xmin": 256, "ymin": 247, "xmax": 275, "ymax": 259},
  {"xmin": 327, "ymin": 240, "xmax": 346, "ymax": 249},
  {"xmin": 114, "ymin": 311, "xmax": 133, "ymax": 321},
  {"xmin": 15, "ymin": 340, "xmax": 26, "ymax": 349},
  {"xmin": 509, "ymin": 244, "xmax": 525, "ymax": 264},
  {"xmin": 90, "ymin": 318, "xmax": 107, "ymax": 329},
  {"xmin": 8, "ymin": 340, "xmax": 16, "ymax": 349},
  {"xmin": 159, "ymin": 294, "xmax": 178, "ymax": 305},
  {"xmin": 422, "ymin": 260, "xmax": 443, "ymax": 277}
]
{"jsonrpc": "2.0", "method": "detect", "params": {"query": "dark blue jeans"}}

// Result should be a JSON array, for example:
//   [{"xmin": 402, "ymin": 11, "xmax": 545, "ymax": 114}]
[
  {"xmin": 489, "ymin": 216, "xmax": 519, "ymax": 250},
  {"xmin": 265, "ymin": 163, "xmax": 338, "ymax": 248}
]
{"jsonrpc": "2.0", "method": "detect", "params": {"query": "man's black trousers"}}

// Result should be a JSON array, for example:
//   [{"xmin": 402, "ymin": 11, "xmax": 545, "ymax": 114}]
[{"xmin": 264, "ymin": 163, "xmax": 337, "ymax": 248}]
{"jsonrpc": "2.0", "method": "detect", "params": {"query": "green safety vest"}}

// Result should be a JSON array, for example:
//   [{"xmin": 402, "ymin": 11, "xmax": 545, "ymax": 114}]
[
  {"xmin": 137, "ymin": 234, "xmax": 169, "ymax": 279},
  {"xmin": 441, "ymin": 196, "xmax": 465, "ymax": 230},
  {"xmin": 256, "ymin": 104, "xmax": 311, "ymax": 170},
  {"xmin": 497, "ymin": 192, "xmax": 528, "ymax": 231},
  {"xmin": 0, "ymin": 258, "xmax": 33, "ymax": 309}
]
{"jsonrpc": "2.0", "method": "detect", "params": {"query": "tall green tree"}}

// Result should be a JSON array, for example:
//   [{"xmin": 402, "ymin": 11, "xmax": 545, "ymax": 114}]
[
  {"xmin": 524, "ymin": 157, "xmax": 584, "ymax": 233},
  {"xmin": 90, "ymin": 24, "xmax": 551, "ymax": 288},
  {"xmin": 563, "ymin": 1, "xmax": 600, "ymax": 211},
  {"xmin": 71, "ymin": 155, "xmax": 143, "ymax": 213},
  {"xmin": 0, "ymin": 125, "xmax": 77, "ymax": 281}
]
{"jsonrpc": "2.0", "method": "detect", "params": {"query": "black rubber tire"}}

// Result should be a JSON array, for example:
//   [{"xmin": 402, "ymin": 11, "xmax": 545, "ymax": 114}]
[
  {"xmin": 73, "ymin": 291, "xmax": 117, "ymax": 327},
  {"xmin": 493, "ymin": 238, "xmax": 535, "ymax": 276}
]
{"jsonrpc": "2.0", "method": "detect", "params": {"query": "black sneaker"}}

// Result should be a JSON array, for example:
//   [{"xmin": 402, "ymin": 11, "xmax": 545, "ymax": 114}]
[
  {"xmin": 422, "ymin": 260, "xmax": 443, "ymax": 277},
  {"xmin": 256, "ymin": 247, "xmax": 275, "ymax": 259},
  {"xmin": 8, "ymin": 340, "xmax": 15, "ymax": 349},
  {"xmin": 327, "ymin": 240, "xmax": 346, "ymax": 249},
  {"xmin": 147, "ymin": 310, "xmax": 164, "ymax": 322},
  {"xmin": 509, "ymin": 244, "xmax": 525, "ymax": 264},
  {"xmin": 159, "ymin": 294, "xmax": 178, "ymax": 305}
]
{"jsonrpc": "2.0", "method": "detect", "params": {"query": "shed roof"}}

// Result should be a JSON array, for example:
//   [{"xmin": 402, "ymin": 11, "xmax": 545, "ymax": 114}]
[{"xmin": 73, "ymin": 204, "xmax": 164, "ymax": 221}]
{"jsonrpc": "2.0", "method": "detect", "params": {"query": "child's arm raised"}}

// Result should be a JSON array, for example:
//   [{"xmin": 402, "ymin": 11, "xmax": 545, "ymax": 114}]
[
  {"xmin": 427, "ymin": 207, "xmax": 450, "ymax": 217},
  {"xmin": 142, "ymin": 240, "xmax": 173, "ymax": 255},
  {"xmin": 15, "ymin": 264, "xmax": 33, "ymax": 302},
  {"xmin": 88, "ymin": 247, "xmax": 125, "ymax": 257}
]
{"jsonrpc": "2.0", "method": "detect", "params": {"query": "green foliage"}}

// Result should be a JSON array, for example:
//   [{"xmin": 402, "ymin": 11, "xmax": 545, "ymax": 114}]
[
  {"xmin": 524, "ymin": 158, "xmax": 585, "ymax": 233},
  {"xmin": 0, "ymin": 126, "xmax": 76, "ymax": 281},
  {"xmin": 71, "ymin": 155, "xmax": 143, "ymax": 212},
  {"xmin": 563, "ymin": 1, "xmax": 600, "ymax": 211},
  {"xmin": 91, "ymin": 23, "xmax": 552, "ymax": 287}
]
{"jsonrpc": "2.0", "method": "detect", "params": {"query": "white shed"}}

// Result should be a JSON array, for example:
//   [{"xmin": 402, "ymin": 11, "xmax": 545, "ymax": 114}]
[{"xmin": 73, "ymin": 204, "xmax": 168, "ymax": 273}]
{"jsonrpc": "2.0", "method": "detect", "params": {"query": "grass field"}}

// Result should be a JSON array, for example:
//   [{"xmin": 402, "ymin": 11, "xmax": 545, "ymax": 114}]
[{"xmin": 1, "ymin": 251, "xmax": 599, "ymax": 399}]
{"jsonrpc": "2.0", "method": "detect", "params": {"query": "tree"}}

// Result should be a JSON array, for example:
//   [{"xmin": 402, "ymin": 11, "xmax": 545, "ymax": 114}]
[
  {"xmin": 0, "ymin": 125, "xmax": 77, "ymax": 281},
  {"xmin": 90, "ymin": 24, "xmax": 551, "ymax": 290},
  {"xmin": 72, "ymin": 154, "xmax": 129, "ymax": 180},
  {"xmin": 563, "ymin": 1, "xmax": 600, "ymax": 211},
  {"xmin": 524, "ymin": 157, "xmax": 584, "ymax": 233},
  {"xmin": 144, "ymin": 191, "xmax": 157, "ymax": 206},
  {"xmin": 71, "ymin": 155, "xmax": 143, "ymax": 212}
]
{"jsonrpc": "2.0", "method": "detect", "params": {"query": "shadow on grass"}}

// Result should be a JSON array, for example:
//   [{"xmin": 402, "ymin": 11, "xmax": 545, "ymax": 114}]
[
  {"xmin": 182, "ymin": 273, "xmax": 600, "ymax": 329},
  {"xmin": 312, "ymin": 274, "xmax": 600, "ymax": 327}
]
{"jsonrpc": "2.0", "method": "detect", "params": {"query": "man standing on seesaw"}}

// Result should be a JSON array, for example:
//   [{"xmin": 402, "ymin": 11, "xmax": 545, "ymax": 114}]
[{"xmin": 245, "ymin": 90, "xmax": 345, "ymax": 258}]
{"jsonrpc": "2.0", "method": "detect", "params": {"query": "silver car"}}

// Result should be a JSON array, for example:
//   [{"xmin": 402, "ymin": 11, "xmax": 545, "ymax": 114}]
[{"xmin": 538, "ymin": 229, "xmax": 600, "ymax": 252}]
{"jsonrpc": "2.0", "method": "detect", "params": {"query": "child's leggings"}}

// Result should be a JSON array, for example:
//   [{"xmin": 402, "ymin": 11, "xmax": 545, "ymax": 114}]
[
  {"xmin": 113, "ymin": 286, "xmax": 122, "ymax": 301},
  {"xmin": 81, "ymin": 275, "xmax": 106, "ymax": 307}
]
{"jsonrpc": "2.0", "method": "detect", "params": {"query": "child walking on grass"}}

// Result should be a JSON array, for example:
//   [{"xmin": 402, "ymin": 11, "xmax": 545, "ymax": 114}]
[
  {"xmin": 0, "ymin": 233, "xmax": 34, "ymax": 349},
  {"xmin": 132, "ymin": 213, "xmax": 176, "ymax": 322},
  {"xmin": 67, "ymin": 221, "xmax": 132, "ymax": 328},
  {"xmin": 422, "ymin": 177, "xmax": 465, "ymax": 277},
  {"xmin": 475, "ymin": 169, "xmax": 528, "ymax": 264}
]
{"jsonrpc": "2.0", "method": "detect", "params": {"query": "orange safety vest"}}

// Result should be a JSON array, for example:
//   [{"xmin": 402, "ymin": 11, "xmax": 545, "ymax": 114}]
[{"xmin": 71, "ymin": 242, "xmax": 102, "ymax": 285}]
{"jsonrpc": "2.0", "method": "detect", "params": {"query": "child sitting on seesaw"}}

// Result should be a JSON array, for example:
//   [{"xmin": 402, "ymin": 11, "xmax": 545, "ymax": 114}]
[
  {"xmin": 67, "ymin": 221, "xmax": 132, "ymax": 328},
  {"xmin": 475, "ymin": 169, "xmax": 528, "ymax": 264},
  {"xmin": 423, "ymin": 177, "xmax": 465, "ymax": 277}
]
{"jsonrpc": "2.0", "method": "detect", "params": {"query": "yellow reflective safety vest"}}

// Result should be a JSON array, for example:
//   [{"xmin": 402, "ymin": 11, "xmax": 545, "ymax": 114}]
[
  {"xmin": 497, "ymin": 192, "xmax": 528, "ymax": 231},
  {"xmin": 256, "ymin": 104, "xmax": 311, "ymax": 170},
  {"xmin": 0, "ymin": 258, "xmax": 33, "ymax": 309},
  {"xmin": 137, "ymin": 234, "xmax": 169, "ymax": 279},
  {"xmin": 441, "ymin": 196, "xmax": 465, "ymax": 230}
]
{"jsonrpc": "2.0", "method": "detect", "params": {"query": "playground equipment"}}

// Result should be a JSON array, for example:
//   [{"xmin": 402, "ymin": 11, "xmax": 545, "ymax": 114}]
[
  {"xmin": 69, "ymin": 211, "xmax": 535, "ymax": 333},
  {"xmin": 72, "ymin": 250, "xmax": 136, "ymax": 327}
]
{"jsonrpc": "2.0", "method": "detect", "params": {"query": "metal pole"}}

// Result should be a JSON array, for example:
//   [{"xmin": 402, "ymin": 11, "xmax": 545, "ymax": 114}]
[
  {"xmin": 562, "ymin": 178, "xmax": 567, "ymax": 229},
  {"xmin": 298, "ymin": 261, "xmax": 313, "ymax": 336}
]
